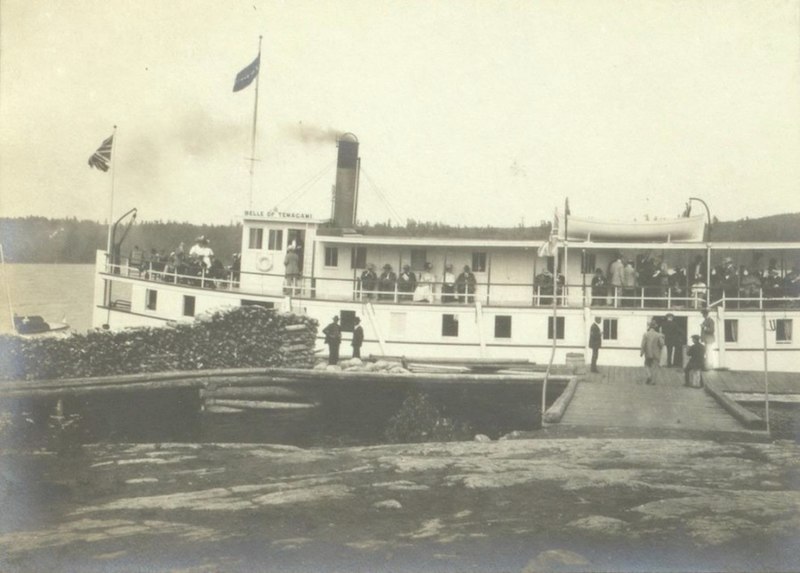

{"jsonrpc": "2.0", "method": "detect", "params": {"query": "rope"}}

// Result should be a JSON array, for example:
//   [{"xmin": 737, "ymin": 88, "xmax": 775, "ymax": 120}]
[
  {"xmin": 360, "ymin": 166, "xmax": 406, "ymax": 225},
  {"xmin": 272, "ymin": 159, "xmax": 336, "ymax": 209}
]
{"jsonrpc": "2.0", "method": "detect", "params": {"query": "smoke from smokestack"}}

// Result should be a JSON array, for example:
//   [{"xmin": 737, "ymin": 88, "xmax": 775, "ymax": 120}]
[{"xmin": 281, "ymin": 122, "xmax": 343, "ymax": 144}]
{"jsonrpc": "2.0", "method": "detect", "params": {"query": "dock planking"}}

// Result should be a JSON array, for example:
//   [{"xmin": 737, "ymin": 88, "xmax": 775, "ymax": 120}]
[
  {"xmin": 704, "ymin": 369, "xmax": 800, "ymax": 394},
  {"xmin": 559, "ymin": 365, "xmax": 765, "ymax": 434}
]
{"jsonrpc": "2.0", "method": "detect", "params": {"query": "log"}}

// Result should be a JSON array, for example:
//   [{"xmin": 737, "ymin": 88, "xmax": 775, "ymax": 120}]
[
  {"xmin": 281, "ymin": 344, "xmax": 311, "ymax": 353},
  {"xmin": 543, "ymin": 376, "xmax": 579, "ymax": 423},
  {"xmin": 283, "ymin": 324, "xmax": 309, "ymax": 332},
  {"xmin": 0, "ymin": 378, "xmax": 204, "ymax": 398},
  {"xmin": 203, "ymin": 405, "xmax": 244, "ymax": 414},
  {"xmin": 210, "ymin": 399, "xmax": 317, "ymax": 410},
  {"xmin": 201, "ymin": 386, "xmax": 304, "ymax": 399}
]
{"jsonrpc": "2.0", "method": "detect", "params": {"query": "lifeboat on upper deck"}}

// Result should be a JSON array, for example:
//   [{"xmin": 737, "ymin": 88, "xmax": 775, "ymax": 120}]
[{"xmin": 564, "ymin": 214, "xmax": 706, "ymax": 242}]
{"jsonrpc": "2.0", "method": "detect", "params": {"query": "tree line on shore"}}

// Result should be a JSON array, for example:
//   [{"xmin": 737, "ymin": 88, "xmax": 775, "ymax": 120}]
[{"xmin": 2, "ymin": 213, "xmax": 799, "ymax": 264}]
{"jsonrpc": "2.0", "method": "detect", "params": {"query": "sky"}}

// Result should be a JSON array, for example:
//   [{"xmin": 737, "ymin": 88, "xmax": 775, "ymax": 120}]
[{"xmin": 1, "ymin": 0, "xmax": 799, "ymax": 228}]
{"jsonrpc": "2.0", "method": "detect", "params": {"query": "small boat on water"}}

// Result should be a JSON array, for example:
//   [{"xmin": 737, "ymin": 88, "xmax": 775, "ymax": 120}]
[
  {"xmin": 13, "ymin": 314, "xmax": 70, "ymax": 336},
  {"xmin": 1, "ymin": 244, "xmax": 70, "ymax": 337}
]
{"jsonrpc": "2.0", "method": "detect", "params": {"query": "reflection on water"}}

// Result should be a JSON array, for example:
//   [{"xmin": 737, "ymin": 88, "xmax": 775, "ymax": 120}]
[
  {"xmin": 0, "ymin": 384, "xmax": 550, "ymax": 449},
  {"xmin": 0, "ymin": 264, "xmax": 96, "ymax": 335}
]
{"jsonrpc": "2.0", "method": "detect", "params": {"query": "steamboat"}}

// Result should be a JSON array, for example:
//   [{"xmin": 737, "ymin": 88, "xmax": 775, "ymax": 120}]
[{"xmin": 93, "ymin": 134, "xmax": 800, "ymax": 372}]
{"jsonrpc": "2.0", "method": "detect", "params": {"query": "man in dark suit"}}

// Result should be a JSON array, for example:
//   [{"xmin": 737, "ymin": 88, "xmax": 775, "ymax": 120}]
[
  {"xmin": 351, "ymin": 317, "xmax": 364, "ymax": 359},
  {"xmin": 662, "ymin": 313, "xmax": 684, "ymax": 367},
  {"xmin": 589, "ymin": 316, "xmax": 602, "ymax": 373},
  {"xmin": 322, "ymin": 316, "xmax": 342, "ymax": 365}
]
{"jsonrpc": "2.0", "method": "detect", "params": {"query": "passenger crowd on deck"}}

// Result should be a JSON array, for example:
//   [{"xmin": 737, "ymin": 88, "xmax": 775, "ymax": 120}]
[
  {"xmin": 127, "ymin": 240, "xmax": 800, "ymax": 306},
  {"xmin": 128, "ymin": 236, "xmax": 240, "ymax": 288},
  {"xmin": 358, "ymin": 262, "xmax": 478, "ymax": 303},
  {"xmin": 588, "ymin": 252, "xmax": 800, "ymax": 307}
]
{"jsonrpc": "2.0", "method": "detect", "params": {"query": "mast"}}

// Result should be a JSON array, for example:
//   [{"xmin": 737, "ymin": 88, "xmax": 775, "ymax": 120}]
[
  {"xmin": 541, "ymin": 208, "xmax": 560, "ymax": 418},
  {"xmin": 248, "ymin": 36, "xmax": 263, "ymax": 209},
  {"xmin": 105, "ymin": 125, "xmax": 118, "ymax": 255}
]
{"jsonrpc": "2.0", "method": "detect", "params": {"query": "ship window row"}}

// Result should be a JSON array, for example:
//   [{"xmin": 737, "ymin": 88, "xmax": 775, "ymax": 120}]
[
  {"xmin": 137, "ymin": 291, "xmax": 792, "ymax": 345},
  {"xmin": 248, "ymin": 229, "xmax": 287, "ymax": 251},
  {"xmin": 330, "ymin": 248, "xmax": 489, "ymax": 272},
  {"xmin": 724, "ymin": 318, "xmax": 793, "ymax": 343}
]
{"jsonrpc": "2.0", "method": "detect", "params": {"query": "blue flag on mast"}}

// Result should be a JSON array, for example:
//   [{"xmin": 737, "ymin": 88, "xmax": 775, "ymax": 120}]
[{"xmin": 233, "ymin": 54, "xmax": 260, "ymax": 92}]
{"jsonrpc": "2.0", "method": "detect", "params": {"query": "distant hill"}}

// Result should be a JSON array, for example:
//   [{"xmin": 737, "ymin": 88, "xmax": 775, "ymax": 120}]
[
  {"xmin": 710, "ymin": 213, "xmax": 800, "ymax": 242},
  {"xmin": 0, "ymin": 217, "xmax": 241, "ymax": 264},
  {"xmin": 2, "ymin": 212, "xmax": 799, "ymax": 264}
]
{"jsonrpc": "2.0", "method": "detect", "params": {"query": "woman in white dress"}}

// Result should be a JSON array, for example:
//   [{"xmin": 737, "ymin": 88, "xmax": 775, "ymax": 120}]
[{"xmin": 413, "ymin": 262, "xmax": 435, "ymax": 302}]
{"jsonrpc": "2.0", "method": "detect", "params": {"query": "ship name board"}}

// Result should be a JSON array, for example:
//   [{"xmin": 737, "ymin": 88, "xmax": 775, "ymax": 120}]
[{"xmin": 244, "ymin": 210, "xmax": 313, "ymax": 219}]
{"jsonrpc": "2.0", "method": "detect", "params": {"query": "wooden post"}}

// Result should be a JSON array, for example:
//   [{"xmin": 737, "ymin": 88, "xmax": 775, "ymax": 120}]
[{"xmin": 762, "ymin": 313, "xmax": 771, "ymax": 435}]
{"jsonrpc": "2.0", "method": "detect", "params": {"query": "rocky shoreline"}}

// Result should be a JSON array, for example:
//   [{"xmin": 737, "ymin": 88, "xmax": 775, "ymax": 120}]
[{"xmin": 2, "ymin": 434, "xmax": 798, "ymax": 572}]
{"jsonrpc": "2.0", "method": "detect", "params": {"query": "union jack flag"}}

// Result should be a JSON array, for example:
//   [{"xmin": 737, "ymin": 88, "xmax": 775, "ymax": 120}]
[{"xmin": 88, "ymin": 134, "xmax": 113, "ymax": 172}]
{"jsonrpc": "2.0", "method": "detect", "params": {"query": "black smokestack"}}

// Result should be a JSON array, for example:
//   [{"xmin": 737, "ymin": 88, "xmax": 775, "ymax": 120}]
[{"xmin": 333, "ymin": 133, "xmax": 359, "ymax": 228}]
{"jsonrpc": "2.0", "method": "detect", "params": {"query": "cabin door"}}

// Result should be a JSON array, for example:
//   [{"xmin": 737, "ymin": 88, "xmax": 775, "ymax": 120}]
[{"xmin": 287, "ymin": 229, "xmax": 306, "ymax": 271}]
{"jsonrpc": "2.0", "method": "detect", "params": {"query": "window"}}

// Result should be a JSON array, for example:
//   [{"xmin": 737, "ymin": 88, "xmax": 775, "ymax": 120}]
[
  {"xmin": 351, "ymin": 247, "xmax": 367, "ymax": 269},
  {"xmin": 776, "ymin": 319, "xmax": 793, "ymax": 343},
  {"xmin": 145, "ymin": 289, "xmax": 157, "ymax": 311},
  {"xmin": 340, "ymin": 310, "xmax": 356, "ymax": 333},
  {"xmin": 724, "ymin": 319, "xmax": 738, "ymax": 343},
  {"xmin": 183, "ymin": 295, "xmax": 195, "ymax": 317},
  {"xmin": 410, "ymin": 249, "xmax": 427, "ymax": 271},
  {"xmin": 248, "ymin": 228, "xmax": 263, "ymax": 250},
  {"xmin": 582, "ymin": 252, "xmax": 597, "ymax": 274},
  {"xmin": 324, "ymin": 247, "xmax": 339, "ymax": 267},
  {"xmin": 472, "ymin": 252, "xmax": 487, "ymax": 272},
  {"xmin": 268, "ymin": 229, "xmax": 283, "ymax": 251},
  {"xmin": 546, "ymin": 257, "xmax": 561, "ymax": 274},
  {"xmin": 241, "ymin": 299, "xmax": 274, "ymax": 309},
  {"xmin": 547, "ymin": 316, "xmax": 564, "ymax": 339},
  {"xmin": 442, "ymin": 314, "xmax": 459, "ymax": 337},
  {"xmin": 602, "ymin": 318, "xmax": 618, "ymax": 340},
  {"xmin": 494, "ymin": 315, "xmax": 512, "ymax": 339},
  {"xmin": 390, "ymin": 312, "xmax": 406, "ymax": 337}
]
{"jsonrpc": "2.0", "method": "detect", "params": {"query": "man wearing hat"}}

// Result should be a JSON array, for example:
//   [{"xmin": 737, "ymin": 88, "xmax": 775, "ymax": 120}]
[
  {"xmin": 378, "ymin": 264, "xmax": 396, "ymax": 300},
  {"xmin": 360, "ymin": 263, "xmax": 378, "ymax": 300},
  {"xmin": 684, "ymin": 334, "xmax": 706, "ymax": 388},
  {"xmin": 398, "ymin": 264, "xmax": 417, "ymax": 301},
  {"xmin": 640, "ymin": 320, "xmax": 665, "ymax": 385},
  {"xmin": 351, "ymin": 316, "xmax": 364, "ymax": 359},
  {"xmin": 284, "ymin": 246, "xmax": 301, "ymax": 295},
  {"xmin": 588, "ymin": 316, "xmax": 602, "ymax": 373},
  {"xmin": 322, "ymin": 316, "xmax": 342, "ymax": 365},
  {"xmin": 662, "ymin": 313, "xmax": 684, "ymax": 368}
]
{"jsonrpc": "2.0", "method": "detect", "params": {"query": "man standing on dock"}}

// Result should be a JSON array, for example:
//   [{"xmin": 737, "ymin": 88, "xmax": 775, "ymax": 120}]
[
  {"xmin": 662, "ymin": 313, "xmax": 683, "ymax": 367},
  {"xmin": 589, "ymin": 316, "xmax": 602, "ymax": 373},
  {"xmin": 700, "ymin": 309, "xmax": 715, "ymax": 370},
  {"xmin": 640, "ymin": 321, "xmax": 665, "ymax": 385},
  {"xmin": 322, "ymin": 316, "xmax": 342, "ymax": 365},
  {"xmin": 351, "ymin": 317, "xmax": 364, "ymax": 359}
]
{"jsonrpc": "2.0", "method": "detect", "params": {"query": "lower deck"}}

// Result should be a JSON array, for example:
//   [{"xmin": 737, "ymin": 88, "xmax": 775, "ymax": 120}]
[{"xmin": 94, "ymin": 262, "xmax": 800, "ymax": 372}]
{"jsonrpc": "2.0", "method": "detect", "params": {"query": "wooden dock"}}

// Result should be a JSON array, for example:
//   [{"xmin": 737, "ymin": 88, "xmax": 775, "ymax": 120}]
[{"xmin": 558, "ymin": 365, "xmax": 769, "ymax": 436}]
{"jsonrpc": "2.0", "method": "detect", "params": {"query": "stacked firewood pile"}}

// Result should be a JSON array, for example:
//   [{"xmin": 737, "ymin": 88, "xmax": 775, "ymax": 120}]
[{"xmin": 0, "ymin": 306, "xmax": 318, "ymax": 381}]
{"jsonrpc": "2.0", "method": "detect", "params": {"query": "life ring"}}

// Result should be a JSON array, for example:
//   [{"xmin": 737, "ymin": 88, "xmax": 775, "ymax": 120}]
[{"xmin": 257, "ymin": 254, "xmax": 273, "ymax": 272}]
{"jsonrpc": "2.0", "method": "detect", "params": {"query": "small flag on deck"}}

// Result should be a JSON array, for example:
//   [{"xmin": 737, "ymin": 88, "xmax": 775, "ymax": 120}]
[
  {"xmin": 233, "ymin": 54, "xmax": 260, "ymax": 92},
  {"xmin": 88, "ymin": 134, "xmax": 113, "ymax": 172}
]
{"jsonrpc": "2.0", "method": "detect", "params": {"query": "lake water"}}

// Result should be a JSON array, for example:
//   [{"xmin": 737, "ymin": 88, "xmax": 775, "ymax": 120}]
[
  {"xmin": 1, "ymin": 264, "xmax": 794, "ymax": 444},
  {"xmin": 0, "ymin": 264, "xmax": 548, "ymax": 446},
  {"xmin": 0, "ymin": 264, "xmax": 96, "ymax": 335}
]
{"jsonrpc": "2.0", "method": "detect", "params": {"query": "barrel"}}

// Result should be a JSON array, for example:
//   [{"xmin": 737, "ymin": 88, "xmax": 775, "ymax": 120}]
[{"xmin": 565, "ymin": 352, "xmax": 586, "ymax": 374}]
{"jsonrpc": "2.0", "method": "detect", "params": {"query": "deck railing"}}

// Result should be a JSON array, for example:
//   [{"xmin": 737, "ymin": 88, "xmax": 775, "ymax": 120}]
[{"xmin": 101, "ymin": 257, "xmax": 800, "ymax": 310}]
